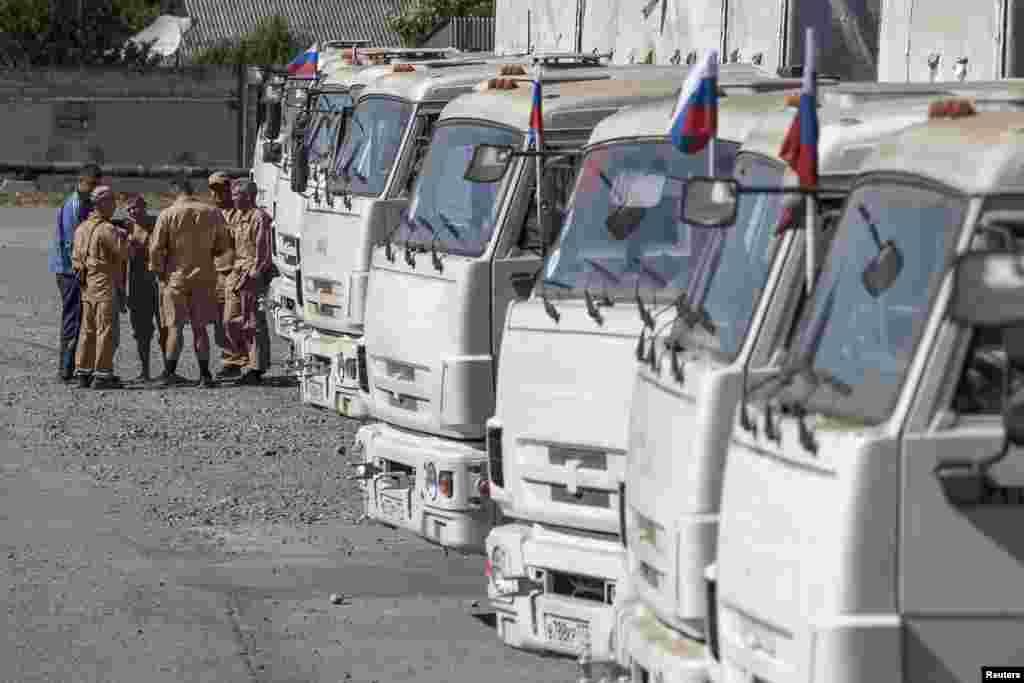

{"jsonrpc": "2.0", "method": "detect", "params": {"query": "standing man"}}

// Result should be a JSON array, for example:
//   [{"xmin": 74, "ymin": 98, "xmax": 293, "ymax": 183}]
[
  {"xmin": 71, "ymin": 185, "xmax": 128, "ymax": 390},
  {"xmin": 149, "ymin": 175, "xmax": 232, "ymax": 388},
  {"xmin": 48, "ymin": 163, "xmax": 101, "ymax": 381},
  {"xmin": 119, "ymin": 194, "xmax": 164, "ymax": 381},
  {"xmin": 207, "ymin": 172, "xmax": 235, "ymax": 363},
  {"xmin": 223, "ymin": 178, "xmax": 273, "ymax": 385}
]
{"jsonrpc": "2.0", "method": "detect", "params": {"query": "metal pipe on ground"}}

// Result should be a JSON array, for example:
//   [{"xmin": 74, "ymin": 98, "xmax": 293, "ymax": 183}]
[{"xmin": 0, "ymin": 162, "xmax": 251, "ymax": 178}]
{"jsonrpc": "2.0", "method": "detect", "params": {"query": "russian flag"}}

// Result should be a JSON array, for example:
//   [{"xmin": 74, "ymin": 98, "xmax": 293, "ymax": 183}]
[
  {"xmin": 287, "ymin": 43, "xmax": 319, "ymax": 78},
  {"xmin": 778, "ymin": 29, "xmax": 818, "ymax": 188},
  {"xmin": 527, "ymin": 75, "xmax": 543, "ymax": 150},
  {"xmin": 668, "ymin": 49, "xmax": 719, "ymax": 154}
]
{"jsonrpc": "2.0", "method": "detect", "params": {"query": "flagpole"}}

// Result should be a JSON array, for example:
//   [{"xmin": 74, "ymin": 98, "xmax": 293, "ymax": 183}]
[
  {"xmin": 533, "ymin": 62, "xmax": 548, "ymax": 269},
  {"xmin": 804, "ymin": 28, "xmax": 816, "ymax": 293}
]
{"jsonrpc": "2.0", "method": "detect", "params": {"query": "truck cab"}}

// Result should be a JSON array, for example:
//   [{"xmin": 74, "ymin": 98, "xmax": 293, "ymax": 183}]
[
  {"xmin": 294, "ymin": 61, "xmax": 530, "ymax": 416},
  {"xmin": 267, "ymin": 50, "xmax": 474, "ymax": 347},
  {"xmin": 479, "ymin": 89, "xmax": 851, "ymax": 664},
  {"xmin": 713, "ymin": 105, "xmax": 1024, "ymax": 683},
  {"xmin": 614, "ymin": 86, "xmax": 979, "ymax": 683},
  {"xmin": 353, "ymin": 76, "xmax": 705, "ymax": 555},
  {"xmin": 291, "ymin": 55, "xmax": 732, "ymax": 416}
]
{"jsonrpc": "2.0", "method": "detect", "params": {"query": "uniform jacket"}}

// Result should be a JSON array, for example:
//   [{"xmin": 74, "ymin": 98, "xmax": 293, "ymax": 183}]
[
  {"xmin": 149, "ymin": 196, "xmax": 232, "ymax": 289},
  {"xmin": 72, "ymin": 213, "xmax": 129, "ymax": 303}
]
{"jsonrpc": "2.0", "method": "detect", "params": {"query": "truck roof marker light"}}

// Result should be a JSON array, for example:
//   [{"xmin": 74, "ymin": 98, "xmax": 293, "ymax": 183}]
[
  {"xmin": 474, "ymin": 77, "xmax": 520, "ymax": 92},
  {"xmin": 928, "ymin": 97, "xmax": 977, "ymax": 119},
  {"xmin": 393, "ymin": 63, "xmax": 417, "ymax": 73},
  {"xmin": 497, "ymin": 64, "xmax": 528, "ymax": 76}
]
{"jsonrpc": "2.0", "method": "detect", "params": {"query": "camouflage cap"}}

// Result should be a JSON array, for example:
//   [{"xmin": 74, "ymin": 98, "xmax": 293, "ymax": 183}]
[
  {"xmin": 208, "ymin": 171, "xmax": 232, "ymax": 187},
  {"xmin": 90, "ymin": 185, "xmax": 113, "ymax": 202}
]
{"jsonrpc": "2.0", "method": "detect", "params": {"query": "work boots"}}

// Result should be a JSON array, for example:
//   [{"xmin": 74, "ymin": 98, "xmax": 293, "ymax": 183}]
[
  {"xmin": 215, "ymin": 365, "xmax": 242, "ymax": 380},
  {"xmin": 158, "ymin": 359, "xmax": 188, "ymax": 388},
  {"xmin": 135, "ymin": 341, "xmax": 152, "ymax": 382},
  {"xmin": 92, "ymin": 374, "xmax": 123, "ymax": 390},
  {"xmin": 77, "ymin": 372, "xmax": 93, "ymax": 389},
  {"xmin": 59, "ymin": 341, "xmax": 76, "ymax": 382},
  {"xmin": 238, "ymin": 370, "xmax": 264, "ymax": 386},
  {"xmin": 198, "ymin": 360, "xmax": 216, "ymax": 389}
]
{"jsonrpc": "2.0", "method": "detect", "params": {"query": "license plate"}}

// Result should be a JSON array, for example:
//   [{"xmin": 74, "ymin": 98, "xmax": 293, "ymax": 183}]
[
  {"xmin": 379, "ymin": 493, "xmax": 406, "ymax": 522},
  {"xmin": 543, "ymin": 614, "xmax": 589, "ymax": 650},
  {"xmin": 306, "ymin": 377, "xmax": 327, "ymax": 401}
]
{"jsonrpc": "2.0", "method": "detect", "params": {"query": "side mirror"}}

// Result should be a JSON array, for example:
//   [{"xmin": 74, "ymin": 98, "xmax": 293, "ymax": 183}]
[
  {"xmin": 861, "ymin": 242, "xmax": 904, "ymax": 298},
  {"xmin": 949, "ymin": 251, "xmax": 1024, "ymax": 327},
  {"xmin": 465, "ymin": 144, "xmax": 514, "ymax": 183},
  {"xmin": 681, "ymin": 177, "xmax": 739, "ymax": 228},
  {"xmin": 607, "ymin": 207, "xmax": 647, "ymax": 240},
  {"xmin": 1004, "ymin": 390, "xmax": 1024, "ymax": 446}
]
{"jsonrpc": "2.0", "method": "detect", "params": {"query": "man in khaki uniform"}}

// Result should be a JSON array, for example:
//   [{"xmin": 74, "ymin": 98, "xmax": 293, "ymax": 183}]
[
  {"xmin": 223, "ymin": 179, "xmax": 273, "ymax": 385},
  {"xmin": 71, "ymin": 186, "xmax": 128, "ymax": 390},
  {"xmin": 208, "ymin": 172, "xmax": 235, "ymax": 360},
  {"xmin": 149, "ymin": 175, "xmax": 233, "ymax": 388}
]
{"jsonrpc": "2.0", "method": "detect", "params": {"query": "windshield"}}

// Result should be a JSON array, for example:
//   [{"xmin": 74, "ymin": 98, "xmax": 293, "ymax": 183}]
[
  {"xmin": 682, "ymin": 153, "xmax": 788, "ymax": 360},
  {"xmin": 304, "ymin": 93, "xmax": 353, "ymax": 164},
  {"xmin": 333, "ymin": 97, "xmax": 414, "ymax": 196},
  {"xmin": 393, "ymin": 122, "xmax": 523, "ymax": 257},
  {"xmin": 543, "ymin": 139, "xmax": 738, "ymax": 299},
  {"xmin": 777, "ymin": 181, "xmax": 966, "ymax": 424}
]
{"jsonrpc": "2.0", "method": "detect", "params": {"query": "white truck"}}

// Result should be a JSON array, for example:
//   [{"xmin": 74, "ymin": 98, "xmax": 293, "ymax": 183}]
[
  {"xmin": 708, "ymin": 104, "xmax": 1024, "ymax": 683},
  {"xmin": 267, "ymin": 49, "xmax": 470, "ymax": 347},
  {"xmin": 613, "ymin": 86, "xmax": 979, "ymax": 683},
  {"xmin": 292, "ymin": 56, "xmax": 739, "ymax": 416},
  {"xmin": 294, "ymin": 60, "xmax": 535, "ymax": 416},
  {"xmin": 353, "ymin": 75, "xmax": 710, "ymax": 556},
  {"xmin": 479, "ymin": 89, "xmax": 858, "ymax": 664}
]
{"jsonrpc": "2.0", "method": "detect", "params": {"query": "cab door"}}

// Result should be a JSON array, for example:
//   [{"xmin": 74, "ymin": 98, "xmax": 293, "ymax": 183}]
[
  {"xmin": 490, "ymin": 154, "xmax": 581, "ymax": 377},
  {"xmin": 899, "ymin": 211, "xmax": 1024, "ymax": 682}
]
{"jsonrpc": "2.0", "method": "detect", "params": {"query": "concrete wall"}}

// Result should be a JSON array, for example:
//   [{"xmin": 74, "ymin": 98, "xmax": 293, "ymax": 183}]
[{"xmin": 0, "ymin": 66, "xmax": 258, "ymax": 177}]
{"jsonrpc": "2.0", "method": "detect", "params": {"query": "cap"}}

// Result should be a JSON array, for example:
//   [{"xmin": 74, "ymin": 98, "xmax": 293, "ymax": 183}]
[
  {"xmin": 232, "ymin": 178, "xmax": 258, "ymax": 194},
  {"xmin": 208, "ymin": 171, "xmax": 231, "ymax": 187},
  {"xmin": 91, "ymin": 185, "xmax": 113, "ymax": 202}
]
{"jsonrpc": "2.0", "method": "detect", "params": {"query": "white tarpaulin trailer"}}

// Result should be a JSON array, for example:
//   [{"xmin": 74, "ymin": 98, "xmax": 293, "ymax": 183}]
[
  {"xmin": 495, "ymin": 0, "xmax": 881, "ymax": 81},
  {"xmin": 878, "ymin": 0, "xmax": 1024, "ymax": 81}
]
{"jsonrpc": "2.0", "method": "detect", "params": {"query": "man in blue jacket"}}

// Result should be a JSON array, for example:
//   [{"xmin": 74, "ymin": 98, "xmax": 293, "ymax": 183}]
[{"xmin": 48, "ymin": 164, "xmax": 101, "ymax": 382}]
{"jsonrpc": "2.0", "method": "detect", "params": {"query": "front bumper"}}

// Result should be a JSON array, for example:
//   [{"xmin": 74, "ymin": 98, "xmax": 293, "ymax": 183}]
[
  {"xmin": 356, "ymin": 422, "xmax": 495, "ymax": 554},
  {"xmin": 615, "ymin": 600, "xmax": 710, "ymax": 683},
  {"xmin": 298, "ymin": 331, "xmax": 368, "ymax": 418},
  {"xmin": 486, "ymin": 523, "xmax": 626, "ymax": 661},
  {"xmin": 268, "ymin": 275, "xmax": 303, "ymax": 345}
]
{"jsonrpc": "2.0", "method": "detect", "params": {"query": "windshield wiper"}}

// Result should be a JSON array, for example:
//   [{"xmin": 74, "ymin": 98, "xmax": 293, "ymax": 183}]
[
  {"xmin": 403, "ymin": 216, "xmax": 437, "ymax": 269},
  {"xmin": 380, "ymin": 210, "xmax": 417, "ymax": 263},
  {"xmin": 541, "ymin": 277, "xmax": 571, "ymax": 323},
  {"xmin": 581, "ymin": 257, "xmax": 618, "ymax": 325},
  {"xmin": 437, "ymin": 211, "xmax": 463, "ymax": 240},
  {"xmin": 741, "ymin": 354, "xmax": 853, "ymax": 453}
]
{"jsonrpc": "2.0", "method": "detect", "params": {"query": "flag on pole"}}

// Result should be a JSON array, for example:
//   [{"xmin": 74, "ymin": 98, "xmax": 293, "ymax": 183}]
[
  {"xmin": 287, "ymin": 43, "xmax": 319, "ymax": 78},
  {"xmin": 779, "ymin": 30, "xmax": 818, "ymax": 187},
  {"xmin": 668, "ymin": 49, "xmax": 719, "ymax": 154},
  {"xmin": 527, "ymin": 70, "xmax": 544, "ymax": 150}
]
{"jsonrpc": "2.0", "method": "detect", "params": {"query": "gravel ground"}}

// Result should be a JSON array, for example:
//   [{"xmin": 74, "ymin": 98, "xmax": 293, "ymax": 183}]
[{"xmin": 0, "ymin": 208, "xmax": 579, "ymax": 683}]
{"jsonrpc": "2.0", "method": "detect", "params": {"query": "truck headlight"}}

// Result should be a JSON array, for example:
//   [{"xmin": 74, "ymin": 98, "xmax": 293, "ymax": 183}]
[{"xmin": 423, "ymin": 462, "xmax": 438, "ymax": 499}]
